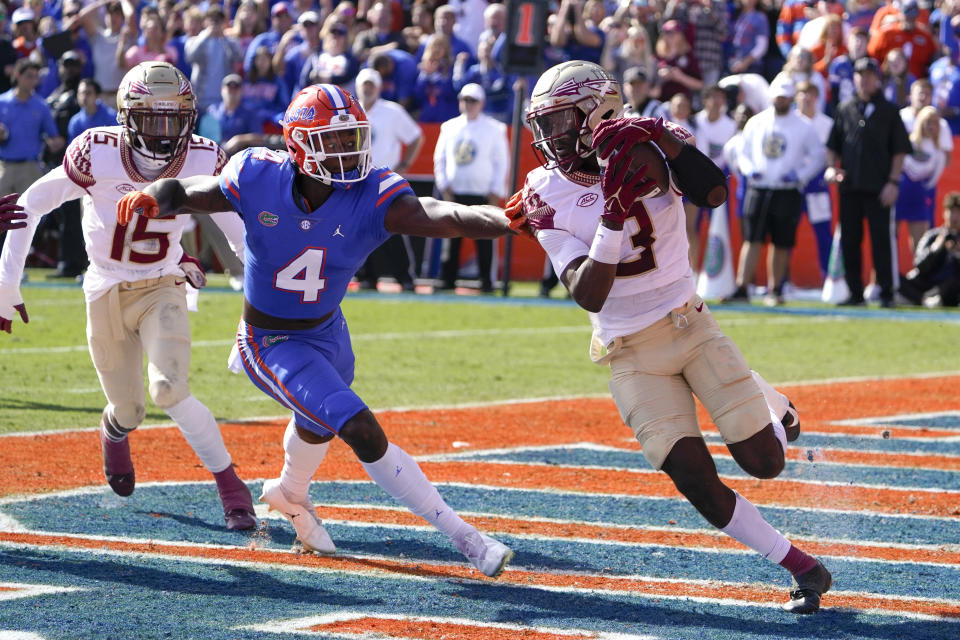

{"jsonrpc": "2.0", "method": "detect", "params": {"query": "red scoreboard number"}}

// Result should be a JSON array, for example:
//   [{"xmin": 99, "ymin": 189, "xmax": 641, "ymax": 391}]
[{"xmin": 503, "ymin": 0, "xmax": 548, "ymax": 75}]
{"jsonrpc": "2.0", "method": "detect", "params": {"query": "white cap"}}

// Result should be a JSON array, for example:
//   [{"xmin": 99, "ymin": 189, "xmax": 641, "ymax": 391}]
[
  {"xmin": 769, "ymin": 78, "xmax": 796, "ymax": 100},
  {"xmin": 12, "ymin": 7, "xmax": 35, "ymax": 23},
  {"xmin": 297, "ymin": 11, "xmax": 320, "ymax": 25},
  {"xmin": 458, "ymin": 83, "xmax": 485, "ymax": 102},
  {"xmin": 356, "ymin": 68, "xmax": 382, "ymax": 88}
]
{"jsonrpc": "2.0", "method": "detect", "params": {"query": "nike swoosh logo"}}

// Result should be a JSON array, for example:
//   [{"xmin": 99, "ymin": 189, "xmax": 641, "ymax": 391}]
[
  {"xmin": 695, "ymin": 302, "xmax": 704, "ymax": 312},
  {"xmin": 174, "ymin": 280, "xmax": 185, "ymax": 286}
]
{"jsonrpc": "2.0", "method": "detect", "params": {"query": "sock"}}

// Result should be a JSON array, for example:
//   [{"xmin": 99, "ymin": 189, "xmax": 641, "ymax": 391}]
[
  {"xmin": 780, "ymin": 545, "xmax": 819, "ymax": 577},
  {"xmin": 101, "ymin": 408, "xmax": 133, "ymax": 443},
  {"xmin": 279, "ymin": 418, "xmax": 330, "ymax": 503},
  {"xmin": 721, "ymin": 491, "xmax": 792, "ymax": 563},
  {"xmin": 165, "ymin": 395, "xmax": 231, "ymax": 473},
  {"xmin": 751, "ymin": 371, "xmax": 788, "ymax": 453},
  {"xmin": 361, "ymin": 442, "xmax": 472, "ymax": 540}
]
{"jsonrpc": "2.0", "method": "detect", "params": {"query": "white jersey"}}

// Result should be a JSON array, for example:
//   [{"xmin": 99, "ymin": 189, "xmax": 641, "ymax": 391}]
[
  {"xmin": 0, "ymin": 126, "xmax": 244, "ymax": 303},
  {"xmin": 525, "ymin": 124, "xmax": 697, "ymax": 345},
  {"xmin": 693, "ymin": 112, "xmax": 737, "ymax": 171}
]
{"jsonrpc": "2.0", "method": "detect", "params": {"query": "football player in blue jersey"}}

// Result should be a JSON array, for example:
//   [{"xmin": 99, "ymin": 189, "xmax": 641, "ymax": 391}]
[{"xmin": 116, "ymin": 84, "xmax": 514, "ymax": 578}]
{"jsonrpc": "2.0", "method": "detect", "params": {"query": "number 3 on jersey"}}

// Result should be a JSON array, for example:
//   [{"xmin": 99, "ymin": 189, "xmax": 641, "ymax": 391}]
[{"xmin": 275, "ymin": 247, "xmax": 327, "ymax": 302}]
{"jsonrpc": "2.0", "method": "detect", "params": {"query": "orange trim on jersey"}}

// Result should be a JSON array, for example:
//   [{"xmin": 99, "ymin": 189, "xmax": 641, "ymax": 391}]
[
  {"xmin": 241, "ymin": 324, "xmax": 334, "ymax": 430},
  {"xmin": 376, "ymin": 182, "xmax": 408, "ymax": 208},
  {"xmin": 224, "ymin": 176, "xmax": 240, "ymax": 200}
]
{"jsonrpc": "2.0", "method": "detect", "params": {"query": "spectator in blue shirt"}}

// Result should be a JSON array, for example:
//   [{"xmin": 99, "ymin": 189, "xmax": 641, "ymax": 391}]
[
  {"xmin": 549, "ymin": 0, "xmax": 605, "ymax": 65},
  {"xmin": 243, "ymin": 2, "xmax": 296, "ymax": 74},
  {"xmin": 0, "ymin": 59, "xmax": 63, "ymax": 201},
  {"xmin": 198, "ymin": 74, "xmax": 260, "ymax": 147},
  {"xmin": 277, "ymin": 10, "xmax": 322, "ymax": 98},
  {"xmin": 414, "ymin": 34, "xmax": 459, "ymax": 123},
  {"xmin": 453, "ymin": 34, "xmax": 512, "ymax": 123},
  {"xmin": 370, "ymin": 49, "xmax": 418, "ymax": 110},
  {"xmin": 67, "ymin": 78, "xmax": 117, "ymax": 142},
  {"xmin": 931, "ymin": 54, "xmax": 960, "ymax": 136},
  {"xmin": 416, "ymin": 6, "xmax": 474, "ymax": 66},
  {"xmin": 244, "ymin": 44, "xmax": 290, "ymax": 127},
  {"xmin": 729, "ymin": 0, "xmax": 769, "ymax": 76}
]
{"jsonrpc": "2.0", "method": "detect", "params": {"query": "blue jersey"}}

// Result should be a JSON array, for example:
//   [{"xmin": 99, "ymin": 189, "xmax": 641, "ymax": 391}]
[{"xmin": 220, "ymin": 148, "xmax": 414, "ymax": 319}]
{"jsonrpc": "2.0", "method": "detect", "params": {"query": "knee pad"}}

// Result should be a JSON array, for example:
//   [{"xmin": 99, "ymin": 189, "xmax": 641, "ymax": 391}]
[{"xmin": 148, "ymin": 377, "xmax": 190, "ymax": 410}]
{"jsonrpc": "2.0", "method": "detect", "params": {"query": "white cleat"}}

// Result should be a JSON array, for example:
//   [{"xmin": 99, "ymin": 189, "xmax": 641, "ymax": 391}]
[
  {"xmin": 259, "ymin": 478, "xmax": 336, "ymax": 554},
  {"xmin": 454, "ymin": 530, "xmax": 514, "ymax": 578}
]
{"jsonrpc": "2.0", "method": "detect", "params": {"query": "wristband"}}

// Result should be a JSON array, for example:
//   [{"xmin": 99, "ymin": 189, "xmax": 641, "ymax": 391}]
[
  {"xmin": 887, "ymin": 179, "xmax": 899, "ymax": 186},
  {"xmin": 588, "ymin": 224, "xmax": 624, "ymax": 265}
]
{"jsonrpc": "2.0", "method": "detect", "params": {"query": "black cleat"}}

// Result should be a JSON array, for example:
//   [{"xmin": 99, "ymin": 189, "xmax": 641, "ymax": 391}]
[
  {"xmin": 719, "ymin": 286, "xmax": 750, "ymax": 304},
  {"xmin": 783, "ymin": 560, "xmax": 832, "ymax": 614},
  {"xmin": 781, "ymin": 401, "xmax": 800, "ymax": 442}
]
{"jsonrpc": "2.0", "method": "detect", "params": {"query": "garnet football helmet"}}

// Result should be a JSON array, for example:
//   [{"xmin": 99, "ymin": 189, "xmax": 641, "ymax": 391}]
[
  {"xmin": 281, "ymin": 84, "xmax": 372, "ymax": 188},
  {"xmin": 526, "ymin": 61, "xmax": 622, "ymax": 174},
  {"xmin": 116, "ymin": 61, "xmax": 197, "ymax": 162}
]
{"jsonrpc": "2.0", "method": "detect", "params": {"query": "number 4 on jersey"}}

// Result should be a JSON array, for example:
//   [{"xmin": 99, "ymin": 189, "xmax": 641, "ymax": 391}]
[{"xmin": 275, "ymin": 248, "xmax": 327, "ymax": 302}]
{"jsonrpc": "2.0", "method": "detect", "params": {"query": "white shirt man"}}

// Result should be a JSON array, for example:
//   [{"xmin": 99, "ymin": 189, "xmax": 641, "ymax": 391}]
[
  {"xmin": 433, "ymin": 83, "xmax": 509, "ymax": 291},
  {"xmin": 355, "ymin": 68, "xmax": 424, "ymax": 291},
  {"xmin": 356, "ymin": 68, "xmax": 424, "ymax": 172}
]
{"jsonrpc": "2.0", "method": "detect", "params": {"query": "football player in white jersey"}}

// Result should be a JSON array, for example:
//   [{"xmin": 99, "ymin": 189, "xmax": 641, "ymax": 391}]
[
  {"xmin": 0, "ymin": 193, "xmax": 26, "ymax": 231},
  {"xmin": 505, "ymin": 60, "xmax": 832, "ymax": 614},
  {"xmin": 0, "ymin": 62, "xmax": 257, "ymax": 531}
]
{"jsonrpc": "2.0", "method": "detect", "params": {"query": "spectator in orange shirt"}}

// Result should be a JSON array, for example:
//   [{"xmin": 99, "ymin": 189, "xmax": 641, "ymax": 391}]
[
  {"xmin": 811, "ymin": 14, "xmax": 845, "ymax": 78},
  {"xmin": 870, "ymin": 0, "xmax": 930, "ymax": 33},
  {"xmin": 776, "ymin": 0, "xmax": 844, "ymax": 58},
  {"xmin": 868, "ymin": 0, "xmax": 937, "ymax": 79}
]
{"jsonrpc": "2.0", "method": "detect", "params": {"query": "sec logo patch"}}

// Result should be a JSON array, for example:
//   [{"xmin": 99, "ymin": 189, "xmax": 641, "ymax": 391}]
[
  {"xmin": 258, "ymin": 211, "xmax": 279, "ymax": 227},
  {"xmin": 577, "ymin": 193, "xmax": 599, "ymax": 207}
]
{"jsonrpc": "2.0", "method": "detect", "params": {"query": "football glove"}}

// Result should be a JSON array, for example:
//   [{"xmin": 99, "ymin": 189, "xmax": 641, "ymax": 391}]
[
  {"xmin": 179, "ymin": 253, "xmax": 207, "ymax": 289},
  {"xmin": 0, "ymin": 193, "xmax": 26, "ymax": 232},
  {"xmin": 599, "ymin": 154, "xmax": 656, "ymax": 225},
  {"xmin": 592, "ymin": 116, "xmax": 665, "ymax": 163},
  {"xmin": 503, "ymin": 190, "xmax": 535, "ymax": 239},
  {"xmin": 117, "ymin": 191, "xmax": 159, "ymax": 226},
  {"xmin": 0, "ymin": 283, "xmax": 28, "ymax": 334}
]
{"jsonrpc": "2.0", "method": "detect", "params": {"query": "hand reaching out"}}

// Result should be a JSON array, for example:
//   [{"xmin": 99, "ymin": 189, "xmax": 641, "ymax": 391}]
[{"xmin": 117, "ymin": 191, "xmax": 159, "ymax": 226}]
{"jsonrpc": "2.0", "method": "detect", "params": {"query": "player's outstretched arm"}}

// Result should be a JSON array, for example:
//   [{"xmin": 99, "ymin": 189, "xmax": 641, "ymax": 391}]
[
  {"xmin": 385, "ymin": 194, "xmax": 512, "ymax": 239},
  {"xmin": 117, "ymin": 175, "xmax": 234, "ymax": 225}
]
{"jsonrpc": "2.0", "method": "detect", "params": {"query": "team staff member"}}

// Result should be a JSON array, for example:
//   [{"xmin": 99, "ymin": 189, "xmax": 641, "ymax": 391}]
[
  {"xmin": 356, "ymin": 68, "xmax": 424, "ymax": 292},
  {"xmin": 826, "ymin": 56, "xmax": 911, "ymax": 307},
  {"xmin": 726, "ymin": 78, "xmax": 824, "ymax": 306},
  {"xmin": 0, "ymin": 59, "xmax": 64, "ymax": 212},
  {"xmin": 433, "ymin": 83, "xmax": 509, "ymax": 292}
]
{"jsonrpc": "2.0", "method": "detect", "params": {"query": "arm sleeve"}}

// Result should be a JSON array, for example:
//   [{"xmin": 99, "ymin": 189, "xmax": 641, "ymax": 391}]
[
  {"xmin": 0, "ymin": 166, "xmax": 86, "ymax": 286},
  {"xmin": 667, "ymin": 143, "xmax": 728, "ymax": 208},
  {"xmin": 538, "ymin": 228, "xmax": 589, "ymax": 281},
  {"xmin": 209, "ymin": 211, "xmax": 246, "ymax": 263}
]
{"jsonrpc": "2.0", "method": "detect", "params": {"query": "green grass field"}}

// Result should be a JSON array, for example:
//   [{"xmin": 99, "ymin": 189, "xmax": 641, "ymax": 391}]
[{"xmin": 3, "ymin": 269, "xmax": 960, "ymax": 433}]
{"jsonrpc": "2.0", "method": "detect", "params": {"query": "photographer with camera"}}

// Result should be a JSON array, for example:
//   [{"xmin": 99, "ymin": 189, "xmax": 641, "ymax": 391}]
[{"xmin": 899, "ymin": 192, "xmax": 960, "ymax": 307}]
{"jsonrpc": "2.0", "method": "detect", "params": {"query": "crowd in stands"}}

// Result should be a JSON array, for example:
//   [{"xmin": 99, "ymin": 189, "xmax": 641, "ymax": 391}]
[{"xmin": 0, "ymin": 0, "xmax": 959, "ymax": 302}]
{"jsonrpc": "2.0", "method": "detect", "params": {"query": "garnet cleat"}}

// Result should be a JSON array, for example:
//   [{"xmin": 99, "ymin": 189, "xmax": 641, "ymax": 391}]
[
  {"xmin": 99, "ymin": 428, "xmax": 135, "ymax": 497},
  {"xmin": 454, "ymin": 529, "xmax": 514, "ymax": 578},
  {"xmin": 783, "ymin": 560, "xmax": 832, "ymax": 614},
  {"xmin": 259, "ymin": 478, "xmax": 336, "ymax": 553},
  {"xmin": 214, "ymin": 465, "xmax": 257, "ymax": 530}
]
